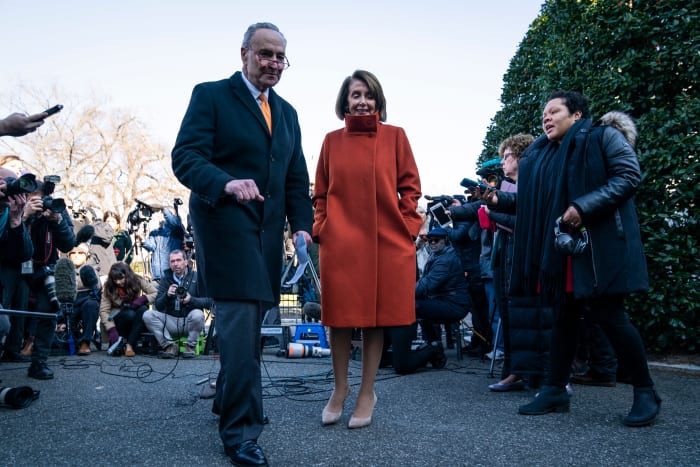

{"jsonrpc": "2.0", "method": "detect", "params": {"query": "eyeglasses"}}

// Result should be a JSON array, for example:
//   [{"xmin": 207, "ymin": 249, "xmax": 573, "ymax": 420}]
[
  {"xmin": 428, "ymin": 238, "xmax": 444, "ymax": 244},
  {"xmin": 253, "ymin": 49, "xmax": 290, "ymax": 69}
]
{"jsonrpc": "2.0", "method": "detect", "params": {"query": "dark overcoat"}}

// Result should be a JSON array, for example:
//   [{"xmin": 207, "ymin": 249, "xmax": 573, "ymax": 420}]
[{"xmin": 171, "ymin": 72, "xmax": 313, "ymax": 302}]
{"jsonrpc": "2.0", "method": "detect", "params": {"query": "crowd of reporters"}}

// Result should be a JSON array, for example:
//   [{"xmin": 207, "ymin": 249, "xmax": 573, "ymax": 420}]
[{"xmin": 0, "ymin": 144, "xmax": 210, "ymax": 411}]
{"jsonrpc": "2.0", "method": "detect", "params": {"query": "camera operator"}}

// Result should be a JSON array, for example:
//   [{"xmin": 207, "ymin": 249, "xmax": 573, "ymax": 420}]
[
  {"xmin": 0, "ymin": 167, "xmax": 34, "ymax": 360},
  {"xmin": 21, "ymin": 178, "xmax": 76, "ymax": 379},
  {"xmin": 142, "ymin": 249, "xmax": 212, "ymax": 359},
  {"xmin": 142, "ymin": 208, "xmax": 185, "ymax": 282},
  {"xmin": 447, "ymin": 160, "xmax": 507, "ymax": 357}
]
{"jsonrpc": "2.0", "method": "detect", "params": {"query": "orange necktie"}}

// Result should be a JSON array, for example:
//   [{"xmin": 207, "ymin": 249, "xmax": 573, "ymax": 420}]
[{"xmin": 259, "ymin": 93, "xmax": 272, "ymax": 132}]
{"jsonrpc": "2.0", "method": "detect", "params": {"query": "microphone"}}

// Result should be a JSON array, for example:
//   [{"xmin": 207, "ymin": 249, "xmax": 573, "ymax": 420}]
[
  {"xmin": 54, "ymin": 258, "xmax": 77, "ymax": 304},
  {"xmin": 79, "ymin": 264, "xmax": 100, "ymax": 292},
  {"xmin": 76, "ymin": 224, "xmax": 95, "ymax": 245},
  {"xmin": 107, "ymin": 336, "xmax": 124, "ymax": 355}
]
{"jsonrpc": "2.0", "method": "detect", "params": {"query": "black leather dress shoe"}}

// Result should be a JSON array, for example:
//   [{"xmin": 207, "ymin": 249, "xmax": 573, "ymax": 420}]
[
  {"xmin": 28, "ymin": 361, "xmax": 54, "ymax": 380},
  {"xmin": 226, "ymin": 440, "xmax": 267, "ymax": 466}
]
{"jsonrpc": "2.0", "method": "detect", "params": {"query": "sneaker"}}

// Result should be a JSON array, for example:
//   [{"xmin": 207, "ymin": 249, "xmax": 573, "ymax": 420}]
[
  {"xmin": 182, "ymin": 343, "xmax": 197, "ymax": 359},
  {"xmin": 159, "ymin": 343, "xmax": 178, "ymax": 359},
  {"xmin": 28, "ymin": 361, "xmax": 54, "ymax": 380},
  {"xmin": 485, "ymin": 350, "xmax": 505, "ymax": 361}
]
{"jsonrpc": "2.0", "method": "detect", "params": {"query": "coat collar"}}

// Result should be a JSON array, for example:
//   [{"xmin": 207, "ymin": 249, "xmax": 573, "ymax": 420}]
[{"xmin": 344, "ymin": 113, "xmax": 379, "ymax": 134}]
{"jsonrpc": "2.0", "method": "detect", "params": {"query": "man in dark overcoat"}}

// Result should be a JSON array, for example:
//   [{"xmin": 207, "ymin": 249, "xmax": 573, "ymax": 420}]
[{"xmin": 171, "ymin": 22, "xmax": 312, "ymax": 466}]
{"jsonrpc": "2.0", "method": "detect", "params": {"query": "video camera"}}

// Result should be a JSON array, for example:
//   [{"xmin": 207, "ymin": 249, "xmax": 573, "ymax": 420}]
[
  {"xmin": 3, "ymin": 173, "xmax": 38, "ymax": 196},
  {"xmin": 460, "ymin": 177, "xmax": 492, "ymax": 192},
  {"xmin": 40, "ymin": 175, "xmax": 66, "ymax": 213},
  {"xmin": 127, "ymin": 198, "xmax": 156, "ymax": 233},
  {"xmin": 424, "ymin": 194, "xmax": 466, "ymax": 209}
]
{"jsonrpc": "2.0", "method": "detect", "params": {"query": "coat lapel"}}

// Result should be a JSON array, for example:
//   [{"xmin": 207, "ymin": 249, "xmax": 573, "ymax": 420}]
[{"xmin": 229, "ymin": 72, "xmax": 271, "ymax": 136}]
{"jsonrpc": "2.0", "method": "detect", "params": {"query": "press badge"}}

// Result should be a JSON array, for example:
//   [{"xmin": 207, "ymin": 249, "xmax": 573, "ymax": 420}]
[{"xmin": 21, "ymin": 260, "xmax": 34, "ymax": 275}]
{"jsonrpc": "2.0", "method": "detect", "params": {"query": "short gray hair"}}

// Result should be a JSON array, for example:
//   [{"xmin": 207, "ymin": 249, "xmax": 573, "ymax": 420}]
[{"xmin": 242, "ymin": 22, "xmax": 286, "ymax": 48}]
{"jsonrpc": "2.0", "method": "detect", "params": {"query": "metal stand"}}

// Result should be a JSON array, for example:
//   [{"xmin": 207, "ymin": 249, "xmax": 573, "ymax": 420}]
[
  {"xmin": 0, "ymin": 307, "xmax": 58, "ymax": 318},
  {"xmin": 488, "ymin": 318, "xmax": 502, "ymax": 377}
]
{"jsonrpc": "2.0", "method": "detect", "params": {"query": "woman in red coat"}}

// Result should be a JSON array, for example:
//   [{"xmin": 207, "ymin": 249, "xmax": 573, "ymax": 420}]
[{"xmin": 313, "ymin": 70, "xmax": 423, "ymax": 429}]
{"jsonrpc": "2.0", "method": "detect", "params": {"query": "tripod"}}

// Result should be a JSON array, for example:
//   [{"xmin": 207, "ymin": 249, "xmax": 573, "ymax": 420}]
[{"xmin": 53, "ymin": 302, "xmax": 77, "ymax": 356}]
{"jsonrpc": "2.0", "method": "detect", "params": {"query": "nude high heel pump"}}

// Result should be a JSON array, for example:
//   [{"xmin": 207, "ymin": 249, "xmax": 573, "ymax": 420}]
[
  {"xmin": 348, "ymin": 392, "xmax": 377, "ymax": 429},
  {"xmin": 322, "ymin": 389, "xmax": 348, "ymax": 426}
]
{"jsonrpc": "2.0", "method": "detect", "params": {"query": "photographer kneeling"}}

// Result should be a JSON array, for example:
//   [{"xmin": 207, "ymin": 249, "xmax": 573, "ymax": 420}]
[
  {"xmin": 66, "ymin": 243, "xmax": 101, "ymax": 356},
  {"xmin": 142, "ymin": 249, "xmax": 211, "ymax": 359},
  {"xmin": 415, "ymin": 228, "xmax": 472, "ymax": 352}
]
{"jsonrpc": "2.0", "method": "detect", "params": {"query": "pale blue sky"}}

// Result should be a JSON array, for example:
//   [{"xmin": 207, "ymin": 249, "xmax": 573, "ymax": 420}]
[{"xmin": 1, "ymin": 0, "xmax": 543, "ymax": 198}]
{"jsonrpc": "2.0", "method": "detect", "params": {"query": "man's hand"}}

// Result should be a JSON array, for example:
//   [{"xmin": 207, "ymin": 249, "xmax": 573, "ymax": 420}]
[
  {"xmin": 44, "ymin": 210, "xmax": 63, "ymax": 224},
  {"xmin": 8, "ymin": 194, "xmax": 27, "ymax": 228},
  {"xmin": 0, "ymin": 112, "xmax": 47, "ymax": 137},
  {"xmin": 181, "ymin": 292, "xmax": 191, "ymax": 305},
  {"xmin": 479, "ymin": 187, "xmax": 499, "ymax": 206},
  {"xmin": 224, "ymin": 179, "xmax": 265, "ymax": 204},
  {"xmin": 22, "ymin": 196, "xmax": 43, "ymax": 222},
  {"xmin": 167, "ymin": 284, "xmax": 178, "ymax": 297}
]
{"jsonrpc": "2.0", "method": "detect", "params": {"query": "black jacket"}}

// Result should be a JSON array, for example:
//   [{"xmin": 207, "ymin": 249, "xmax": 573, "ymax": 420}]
[
  {"xmin": 27, "ymin": 210, "xmax": 75, "ymax": 269},
  {"xmin": 172, "ymin": 72, "xmax": 313, "ymax": 302},
  {"xmin": 498, "ymin": 113, "xmax": 648, "ymax": 299},
  {"xmin": 416, "ymin": 245, "xmax": 471, "ymax": 309},
  {"xmin": 154, "ymin": 267, "xmax": 212, "ymax": 318},
  {"xmin": 0, "ymin": 211, "xmax": 33, "ymax": 265}
]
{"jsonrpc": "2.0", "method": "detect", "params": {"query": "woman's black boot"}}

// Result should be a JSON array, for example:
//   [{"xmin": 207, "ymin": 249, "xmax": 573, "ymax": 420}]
[
  {"xmin": 518, "ymin": 385, "xmax": 570, "ymax": 415},
  {"xmin": 623, "ymin": 386, "xmax": 661, "ymax": 427}
]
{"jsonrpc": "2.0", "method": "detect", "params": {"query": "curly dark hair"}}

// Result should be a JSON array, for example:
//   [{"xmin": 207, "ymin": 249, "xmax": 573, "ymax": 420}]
[
  {"xmin": 498, "ymin": 134, "xmax": 535, "ymax": 159},
  {"xmin": 104, "ymin": 262, "xmax": 142, "ymax": 303}
]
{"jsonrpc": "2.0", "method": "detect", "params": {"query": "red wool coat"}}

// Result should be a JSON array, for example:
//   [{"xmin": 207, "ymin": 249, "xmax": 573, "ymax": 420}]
[{"xmin": 312, "ymin": 113, "xmax": 423, "ymax": 327}]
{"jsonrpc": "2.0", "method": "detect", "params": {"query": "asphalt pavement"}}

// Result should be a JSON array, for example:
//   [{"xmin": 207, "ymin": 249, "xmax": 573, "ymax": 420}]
[{"xmin": 1, "ymin": 345, "xmax": 699, "ymax": 466}]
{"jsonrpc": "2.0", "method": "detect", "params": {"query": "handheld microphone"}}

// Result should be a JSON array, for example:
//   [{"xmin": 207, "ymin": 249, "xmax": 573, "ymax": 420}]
[
  {"xmin": 107, "ymin": 336, "xmax": 124, "ymax": 355},
  {"xmin": 54, "ymin": 258, "xmax": 77, "ymax": 304}
]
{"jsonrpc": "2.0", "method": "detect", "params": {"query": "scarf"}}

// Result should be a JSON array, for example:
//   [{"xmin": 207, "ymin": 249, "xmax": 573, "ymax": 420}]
[{"xmin": 510, "ymin": 118, "xmax": 591, "ymax": 302}]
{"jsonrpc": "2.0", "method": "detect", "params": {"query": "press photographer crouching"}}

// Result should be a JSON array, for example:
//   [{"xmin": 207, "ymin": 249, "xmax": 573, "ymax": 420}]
[
  {"xmin": 142, "ymin": 249, "xmax": 211, "ymax": 359},
  {"xmin": 66, "ymin": 243, "xmax": 101, "ymax": 356},
  {"xmin": 415, "ymin": 227, "xmax": 472, "ymax": 354},
  {"xmin": 99, "ymin": 262, "xmax": 157, "ymax": 357},
  {"xmin": 21, "ymin": 176, "xmax": 76, "ymax": 379}
]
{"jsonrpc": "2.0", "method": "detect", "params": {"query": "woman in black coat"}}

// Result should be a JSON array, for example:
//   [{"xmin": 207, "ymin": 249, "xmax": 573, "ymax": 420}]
[{"xmin": 485, "ymin": 91, "xmax": 660, "ymax": 427}]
